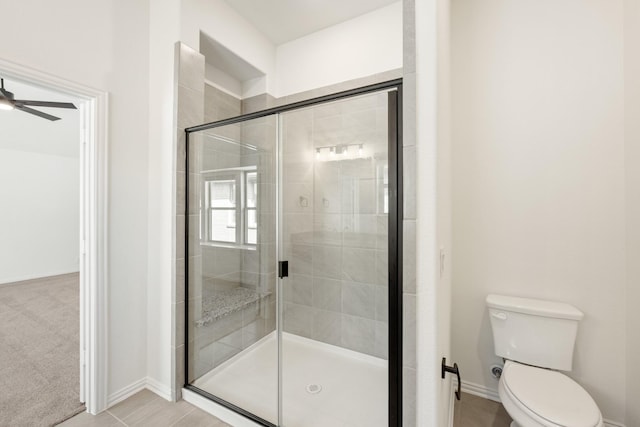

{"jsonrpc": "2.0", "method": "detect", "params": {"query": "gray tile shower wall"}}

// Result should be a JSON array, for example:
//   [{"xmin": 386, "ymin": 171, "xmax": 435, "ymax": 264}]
[
  {"xmin": 204, "ymin": 84, "xmax": 241, "ymax": 122},
  {"xmin": 189, "ymin": 85, "xmax": 278, "ymax": 380},
  {"xmin": 241, "ymin": 93, "xmax": 277, "ymax": 114},
  {"xmin": 402, "ymin": 0, "xmax": 418, "ymax": 424},
  {"xmin": 281, "ymin": 91, "xmax": 392, "ymax": 359},
  {"xmin": 174, "ymin": 42, "xmax": 205, "ymax": 400}
]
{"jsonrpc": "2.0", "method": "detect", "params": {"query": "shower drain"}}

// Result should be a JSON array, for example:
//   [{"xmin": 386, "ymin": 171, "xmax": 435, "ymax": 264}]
[{"xmin": 306, "ymin": 384, "xmax": 322, "ymax": 394}]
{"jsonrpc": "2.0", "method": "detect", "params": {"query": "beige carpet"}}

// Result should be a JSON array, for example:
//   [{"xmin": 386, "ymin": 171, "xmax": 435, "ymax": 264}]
[{"xmin": 0, "ymin": 273, "xmax": 85, "ymax": 426}]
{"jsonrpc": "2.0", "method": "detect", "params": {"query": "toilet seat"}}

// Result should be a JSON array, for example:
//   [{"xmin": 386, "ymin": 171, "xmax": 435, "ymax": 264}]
[{"xmin": 500, "ymin": 361, "xmax": 602, "ymax": 427}]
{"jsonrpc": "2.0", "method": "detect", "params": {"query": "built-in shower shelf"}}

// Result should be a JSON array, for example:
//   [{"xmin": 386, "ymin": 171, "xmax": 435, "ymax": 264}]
[{"xmin": 195, "ymin": 287, "xmax": 268, "ymax": 327}]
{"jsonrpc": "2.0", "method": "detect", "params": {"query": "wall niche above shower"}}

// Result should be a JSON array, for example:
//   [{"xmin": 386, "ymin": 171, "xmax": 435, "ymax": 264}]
[{"xmin": 199, "ymin": 31, "xmax": 275, "ymax": 116}]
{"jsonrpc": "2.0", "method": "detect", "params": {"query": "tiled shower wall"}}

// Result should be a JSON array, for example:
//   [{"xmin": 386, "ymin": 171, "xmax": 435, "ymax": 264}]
[
  {"xmin": 173, "ymin": 42, "xmax": 205, "ymax": 400},
  {"xmin": 402, "ymin": 0, "xmax": 418, "ymax": 424},
  {"xmin": 281, "ymin": 94, "xmax": 391, "ymax": 359}
]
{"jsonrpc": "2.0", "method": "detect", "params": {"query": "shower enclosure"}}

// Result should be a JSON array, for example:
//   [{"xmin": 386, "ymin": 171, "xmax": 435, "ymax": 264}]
[{"xmin": 184, "ymin": 80, "xmax": 402, "ymax": 427}]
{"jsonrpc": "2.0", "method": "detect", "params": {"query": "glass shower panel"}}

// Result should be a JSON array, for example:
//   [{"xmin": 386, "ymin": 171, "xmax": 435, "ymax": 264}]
[
  {"xmin": 280, "ymin": 90, "xmax": 391, "ymax": 427},
  {"xmin": 187, "ymin": 115, "xmax": 278, "ymax": 425}
]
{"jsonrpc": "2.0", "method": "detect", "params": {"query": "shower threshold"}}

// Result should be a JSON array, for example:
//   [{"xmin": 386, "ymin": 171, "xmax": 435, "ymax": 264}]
[{"xmin": 187, "ymin": 332, "xmax": 388, "ymax": 427}]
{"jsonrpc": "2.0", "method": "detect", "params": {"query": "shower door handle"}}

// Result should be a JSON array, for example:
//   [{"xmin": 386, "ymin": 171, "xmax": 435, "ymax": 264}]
[
  {"xmin": 278, "ymin": 261, "xmax": 289, "ymax": 279},
  {"xmin": 441, "ymin": 357, "xmax": 461, "ymax": 401}
]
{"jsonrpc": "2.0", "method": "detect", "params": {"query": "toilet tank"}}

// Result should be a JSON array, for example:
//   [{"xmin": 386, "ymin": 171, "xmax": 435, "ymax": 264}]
[{"xmin": 486, "ymin": 294, "xmax": 584, "ymax": 371}]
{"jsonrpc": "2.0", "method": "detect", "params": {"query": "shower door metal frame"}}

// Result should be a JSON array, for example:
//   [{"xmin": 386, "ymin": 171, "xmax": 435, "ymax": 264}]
[{"xmin": 184, "ymin": 78, "xmax": 404, "ymax": 427}]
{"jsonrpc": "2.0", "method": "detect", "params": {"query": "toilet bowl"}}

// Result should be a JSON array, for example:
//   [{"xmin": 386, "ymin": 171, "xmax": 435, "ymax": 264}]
[
  {"xmin": 486, "ymin": 294, "xmax": 603, "ymax": 427},
  {"xmin": 498, "ymin": 360, "xmax": 603, "ymax": 427}
]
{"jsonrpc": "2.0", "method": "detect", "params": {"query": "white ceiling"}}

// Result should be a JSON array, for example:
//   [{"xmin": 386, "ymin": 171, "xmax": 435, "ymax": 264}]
[
  {"xmin": 222, "ymin": 0, "xmax": 400, "ymax": 45},
  {"xmin": 0, "ymin": 78, "xmax": 81, "ymax": 158}
]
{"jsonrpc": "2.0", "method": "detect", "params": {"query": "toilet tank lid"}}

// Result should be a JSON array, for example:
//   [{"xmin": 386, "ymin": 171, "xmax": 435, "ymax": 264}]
[{"xmin": 486, "ymin": 294, "xmax": 584, "ymax": 320}]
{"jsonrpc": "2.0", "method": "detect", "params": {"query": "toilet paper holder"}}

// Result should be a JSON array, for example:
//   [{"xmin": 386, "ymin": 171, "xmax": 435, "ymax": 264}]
[{"xmin": 441, "ymin": 357, "xmax": 461, "ymax": 401}]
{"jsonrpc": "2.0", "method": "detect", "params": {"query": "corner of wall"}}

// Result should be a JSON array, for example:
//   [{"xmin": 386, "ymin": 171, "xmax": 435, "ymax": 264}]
[{"xmin": 146, "ymin": 0, "xmax": 181, "ymax": 400}]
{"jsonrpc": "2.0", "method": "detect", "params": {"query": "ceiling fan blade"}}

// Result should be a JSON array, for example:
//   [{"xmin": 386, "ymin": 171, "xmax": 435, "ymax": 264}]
[
  {"xmin": 15, "ymin": 105, "xmax": 61, "ymax": 121},
  {"xmin": 14, "ymin": 100, "xmax": 76, "ymax": 109}
]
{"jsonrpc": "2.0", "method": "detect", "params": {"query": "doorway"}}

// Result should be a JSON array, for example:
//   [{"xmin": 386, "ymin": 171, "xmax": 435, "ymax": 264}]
[
  {"xmin": 0, "ymin": 76, "xmax": 84, "ymax": 425},
  {"xmin": 0, "ymin": 60, "xmax": 109, "ymax": 417}
]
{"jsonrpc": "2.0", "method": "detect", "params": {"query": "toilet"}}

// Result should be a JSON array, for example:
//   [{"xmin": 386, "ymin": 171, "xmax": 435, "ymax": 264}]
[{"xmin": 486, "ymin": 294, "xmax": 603, "ymax": 427}]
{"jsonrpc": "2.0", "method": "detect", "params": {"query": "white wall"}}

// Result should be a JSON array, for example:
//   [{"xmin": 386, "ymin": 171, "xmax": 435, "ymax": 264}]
[
  {"xmin": 451, "ymin": 0, "xmax": 626, "ymax": 423},
  {"xmin": 0, "ymin": 0, "xmax": 151, "ymax": 399},
  {"xmin": 414, "ymin": 0, "xmax": 453, "ymax": 424},
  {"xmin": 434, "ymin": 0, "xmax": 453, "ymax": 424},
  {"xmin": 625, "ymin": 0, "xmax": 640, "ymax": 425},
  {"xmin": 0, "ymin": 149, "xmax": 79, "ymax": 283},
  {"xmin": 275, "ymin": 2, "xmax": 403, "ymax": 97}
]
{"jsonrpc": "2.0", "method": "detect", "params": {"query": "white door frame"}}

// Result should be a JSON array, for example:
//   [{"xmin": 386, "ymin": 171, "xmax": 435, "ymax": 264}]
[{"xmin": 0, "ymin": 59, "xmax": 109, "ymax": 415}]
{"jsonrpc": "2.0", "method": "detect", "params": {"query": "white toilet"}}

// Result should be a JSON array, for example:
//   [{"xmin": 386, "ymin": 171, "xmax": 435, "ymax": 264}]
[{"xmin": 486, "ymin": 294, "xmax": 603, "ymax": 427}]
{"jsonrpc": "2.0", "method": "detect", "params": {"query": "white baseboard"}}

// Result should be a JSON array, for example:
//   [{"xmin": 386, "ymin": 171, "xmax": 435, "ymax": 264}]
[
  {"xmin": 460, "ymin": 380, "xmax": 625, "ymax": 427},
  {"xmin": 448, "ymin": 381, "xmax": 456, "ymax": 427},
  {"xmin": 460, "ymin": 380, "xmax": 501, "ymax": 402},
  {"xmin": 107, "ymin": 378, "xmax": 147, "ymax": 407},
  {"xmin": 107, "ymin": 377, "xmax": 173, "ymax": 408},
  {"xmin": 145, "ymin": 377, "xmax": 173, "ymax": 402},
  {"xmin": 0, "ymin": 270, "xmax": 79, "ymax": 286}
]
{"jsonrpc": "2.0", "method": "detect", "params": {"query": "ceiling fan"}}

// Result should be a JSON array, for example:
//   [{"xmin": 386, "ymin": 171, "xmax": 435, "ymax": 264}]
[{"xmin": 0, "ymin": 78, "xmax": 77, "ymax": 121}]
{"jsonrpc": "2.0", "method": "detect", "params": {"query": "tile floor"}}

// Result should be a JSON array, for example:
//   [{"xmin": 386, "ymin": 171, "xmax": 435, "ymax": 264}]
[
  {"xmin": 60, "ymin": 387, "xmax": 510, "ymax": 427},
  {"xmin": 58, "ymin": 389, "xmax": 229, "ymax": 427},
  {"xmin": 453, "ymin": 392, "xmax": 512, "ymax": 427}
]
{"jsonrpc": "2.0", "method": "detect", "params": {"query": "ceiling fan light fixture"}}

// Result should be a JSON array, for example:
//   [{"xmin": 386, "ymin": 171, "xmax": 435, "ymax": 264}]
[
  {"xmin": 0, "ymin": 98, "xmax": 14, "ymax": 110},
  {"xmin": 0, "ymin": 77, "xmax": 75, "ymax": 120}
]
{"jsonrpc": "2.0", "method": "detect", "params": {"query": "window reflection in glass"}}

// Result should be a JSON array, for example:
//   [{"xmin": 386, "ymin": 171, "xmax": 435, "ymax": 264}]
[{"xmin": 203, "ymin": 169, "xmax": 257, "ymax": 246}]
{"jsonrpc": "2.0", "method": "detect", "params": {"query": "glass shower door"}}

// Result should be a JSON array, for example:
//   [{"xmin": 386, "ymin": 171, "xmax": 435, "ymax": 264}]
[
  {"xmin": 186, "ymin": 115, "xmax": 279, "ymax": 426},
  {"xmin": 279, "ymin": 90, "xmax": 393, "ymax": 427},
  {"xmin": 185, "ymin": 82, "xmax": 401, "ymax": 427}
]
